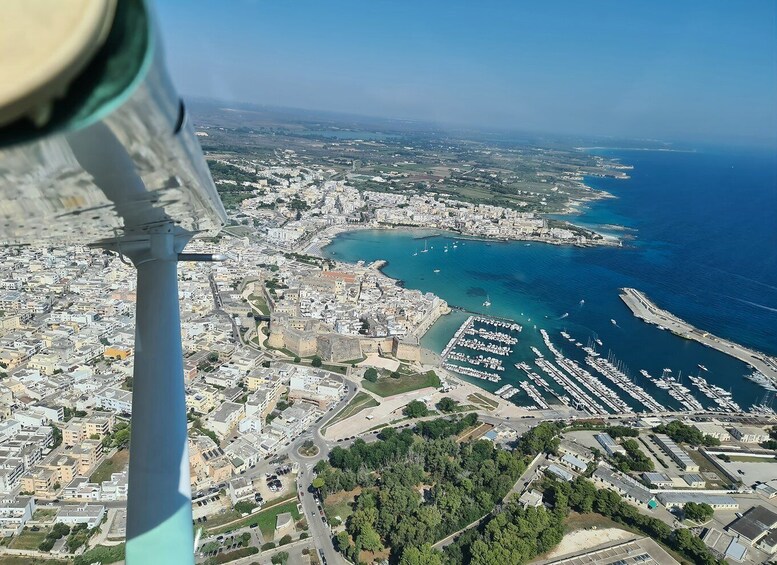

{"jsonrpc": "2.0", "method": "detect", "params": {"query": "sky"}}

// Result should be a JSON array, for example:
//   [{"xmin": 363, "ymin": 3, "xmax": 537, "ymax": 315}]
[{"xmin": 156, "ymin": 1, "xmax": 777, "ymax": 146}]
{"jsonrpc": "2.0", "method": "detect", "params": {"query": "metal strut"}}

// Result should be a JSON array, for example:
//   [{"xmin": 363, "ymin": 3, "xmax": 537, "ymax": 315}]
[{"xmin": 125, "ymin": 228, "xmax": 194, "ymax": 565}]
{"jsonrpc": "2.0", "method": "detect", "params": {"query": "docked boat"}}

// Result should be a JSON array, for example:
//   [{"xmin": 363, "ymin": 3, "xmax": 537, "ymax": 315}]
[{"xmin": 745, "ymin": 371, "xmax": 777, "ymax": 392}]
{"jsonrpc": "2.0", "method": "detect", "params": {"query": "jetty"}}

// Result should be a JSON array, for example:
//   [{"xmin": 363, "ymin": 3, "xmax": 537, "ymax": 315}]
[{"xmin": 620, "ymin": 287, "xmax": 777, "ymax": 387}]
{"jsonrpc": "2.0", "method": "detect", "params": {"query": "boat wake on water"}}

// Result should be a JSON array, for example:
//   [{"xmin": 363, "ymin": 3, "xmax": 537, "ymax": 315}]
[{"xmin": 730, "ymin": 297, "xmax": 777, "ymax": 313}]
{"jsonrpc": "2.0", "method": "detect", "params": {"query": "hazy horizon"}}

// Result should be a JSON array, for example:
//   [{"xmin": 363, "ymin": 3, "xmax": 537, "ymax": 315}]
[{"xmin": 157, "ymin": 1, "xmax": 777, "ymax": 147}]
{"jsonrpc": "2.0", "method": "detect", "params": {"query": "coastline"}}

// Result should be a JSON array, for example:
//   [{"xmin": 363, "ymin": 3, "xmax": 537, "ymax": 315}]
[
  {"xmin": 302, "ymin": 219, "xmax": 621, "ymax": 259},
  {"xmin": 620, "ymin": 287, "xmax": 777, "ymax": 386}
]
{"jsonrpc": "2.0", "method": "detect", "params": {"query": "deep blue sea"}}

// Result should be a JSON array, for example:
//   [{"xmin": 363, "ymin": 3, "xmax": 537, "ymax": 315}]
[{"xmin": 324, "ymin": 148, "xmax": 777, "ymax": 411}]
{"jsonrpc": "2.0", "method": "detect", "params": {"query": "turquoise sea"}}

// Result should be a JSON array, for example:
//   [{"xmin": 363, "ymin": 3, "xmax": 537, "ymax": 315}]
[{"xmin": 323, "ymin": 148, "xmax": 777, "ymax": 411}]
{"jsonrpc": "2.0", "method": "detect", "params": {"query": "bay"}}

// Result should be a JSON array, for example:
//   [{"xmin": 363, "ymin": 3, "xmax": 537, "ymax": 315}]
[{"xmin": 323, "ymin": 148, "xmax": 777, "ymax": 411}]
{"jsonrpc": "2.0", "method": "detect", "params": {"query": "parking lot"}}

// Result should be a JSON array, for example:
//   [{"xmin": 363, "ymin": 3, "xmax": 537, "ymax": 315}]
[{"xmin": 254, "ymin": 464, "xmax": 294, "ymax": 501}]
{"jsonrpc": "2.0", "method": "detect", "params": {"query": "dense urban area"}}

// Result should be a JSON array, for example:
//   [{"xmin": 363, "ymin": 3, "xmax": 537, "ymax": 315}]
[{"xmin": 0, "ymin": 103, "xmax": 775, "ymax": 565}]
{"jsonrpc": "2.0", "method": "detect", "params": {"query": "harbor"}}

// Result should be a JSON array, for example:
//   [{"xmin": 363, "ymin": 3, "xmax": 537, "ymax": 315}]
[
  {"xmin": 620, "ymin": 287, "xmax": 777, "ymax": 388},
  {"xmin": 585, "ymin": 354, "xmax": 668, "ymax": 413},
  {"xmin": 441, "ymin": 315, "xmax": 521, "ymax": 384},
  {"xmin": 437, "ymin": 298, "xmax": 772, "ymax": 416}
]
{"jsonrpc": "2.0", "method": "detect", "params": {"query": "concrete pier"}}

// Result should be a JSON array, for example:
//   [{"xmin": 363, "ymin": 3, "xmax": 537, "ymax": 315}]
[{"xmin": 619, "ymin": 287, "xmax": 777, "ymax": 385}]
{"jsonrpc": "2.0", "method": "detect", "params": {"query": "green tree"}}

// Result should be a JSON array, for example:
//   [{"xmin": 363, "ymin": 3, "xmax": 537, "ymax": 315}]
[
  {"xmin": 357, "ymin": 524, "xmax": 383, "ymax": 553},
  {"xmin": 113, "ymin": 427, "xmax": 131, "ymax": 448},
  {"xmin": 403, "ymin": 400, "xmax": 429, "ymax": 418},
  {"xmin": 311, "ymin": 356, "xmax": 323, "ymax": 368},
  {"xmin": 400, "ymin": 543, "xmax": 444, "ymax": 565},
  {"xmin": 38, "ymin": 539, "xmax": 55, "ymax": 552},
  {"xmin": 234, "ymin": 501, "xmax": 257, "ymax": 514},
  {"xmin": 436, "ymin": 397, "xmax": 459, "ymax": 413},
  {"xmin": 271, "ymin": 551, "xmax": 289, "ymax": 564},
  {"xmin": 683, "ymin": 501, "xmax": 714, "ymax": 522},
  {"xmin": 51, "ymin": 424, "xmax": 62, "ymax": 448},
  {"xmin": 364, "ymin": 367, "xmax": 379, "ymax": 383},
  {"xmin": 334, "ymin": 531, "xmax": 351, "ymax": 552}
]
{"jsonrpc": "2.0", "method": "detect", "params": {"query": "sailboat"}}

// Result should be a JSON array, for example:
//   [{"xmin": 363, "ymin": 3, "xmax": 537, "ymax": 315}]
[{"xmin": 483, "ymin": 294, "xmax": 491, "ymax": 307}]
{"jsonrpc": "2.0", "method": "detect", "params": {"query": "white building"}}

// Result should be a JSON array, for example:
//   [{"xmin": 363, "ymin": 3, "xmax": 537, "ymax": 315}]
[
  {"xmin": 730, "ymin": 426, "xmax": 770, "ymax": 444},
  {"xmin": 94, "ymin": 387, "xmax": 132, "ymax": 414},
  {"xmin": 56, "ymin": 504, "xmax": 105, "ymax": 528},
  {"xmin": 0, "ymin": 496, "xmax": 35, "ymax": 536}
]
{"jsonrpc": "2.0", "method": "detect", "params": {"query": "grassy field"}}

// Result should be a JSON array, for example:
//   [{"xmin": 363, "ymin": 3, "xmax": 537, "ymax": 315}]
[
  {"xmin": 0, "ymin": 557, "xmax": 65, "ymax": 565},
  {"xmin": 323, "ymin": 488, "xmax": 359, "ymax": 525},
  {"xmin": 458, "ymin": 422, "xmax": 493, "ymax": 442},
  {"xmin": 206, "ymin": 495, "xmax": 299, "ymax": 536},
  {"xmin": 255, "ymin": 500, "xmax": 302, "ymax": 539},
  {"xmin": 467, "ymin": 392, "xmax": 498, "ymax": 411},
  {"xmin": 90, "ymin": 449, "xmax": 130, "ymax": 483},
  {"xmin": 32, "ymin": 508, "xmax": 57, "ymax": 521},
  {"xmin": 323, "ymin": 392, "xmax": 379, "ymax": 431},
  {"xmin": 728, "ymin": 455, "xmax": 777, "ymax": 463},
  {"xmin": 247, "ymin": 293, "xmax": 270, "ymax": 315},
  {"xmin": 361, "ymin": 370, "xmax": 440, "ymax": 398},
  {"xmin": 9, "ymin": 528, "xmax": 50, "ymax": 550},
  {"xmin": 202, "ymin": 508, "xmax": 242, "ymax": 529},
  {"xmin": 322, "ymin": 364, "xmax": 348, "ymax": 375}
]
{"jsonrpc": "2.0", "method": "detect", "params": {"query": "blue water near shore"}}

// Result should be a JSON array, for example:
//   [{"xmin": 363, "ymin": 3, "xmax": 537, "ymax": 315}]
[{"xmin": 323, "ymin": 148, "xmax": 777, "ymax": 410}]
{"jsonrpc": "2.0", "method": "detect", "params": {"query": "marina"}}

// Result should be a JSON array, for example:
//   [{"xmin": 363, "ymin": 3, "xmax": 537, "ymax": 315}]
[
  {"xmin": 441, "ymin": 315, "xmax": 520, "ymax": 383},
  {"xmin": 442, "ymin": 362, "xmax": 501, "ymax": 382},
  {"xmin": 535, "ymin": 356, "xmax": 610, "ymax": 415},
  {"xmin": 585, "ymin": 355, "xmax": 668, "ymax": 413},
  {"xmin": 746, "ymin": 371, "xmax": 777, "ymax": 392},
  {"xmin": 516, "ymin": 362, "xmax": 572, "ymax": 408},
  {"xmin": 518, "ymin": 381, "xmax": 549, "ymax": 409},
  {"xmin": 688, "ymin": 375, "xmax": 742, "ymax": 412},
  {"xmin": 650, "ymin": 369, "xmax": 705, "ymax": 412},
  {"xmin": 620, "ymin": 287, "xmax": 777, "ymax": 388},
  {"xmin": 439, "ymin": 299, "xmax": 768, "ymax": 416}
]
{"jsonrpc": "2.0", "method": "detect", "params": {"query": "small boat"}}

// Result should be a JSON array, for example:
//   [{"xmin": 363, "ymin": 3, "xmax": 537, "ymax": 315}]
[
  {"xmin": 579, "ymin": 299, "xmax": 585, "ymax": 306},
  {"xmin": 413, "ymin": 252, "xmax": 418, "ymax": 256},
  {"xmin": 697, "ymin": 364, "xmax": 708, "ymax": 371},
  {"xmin": 433, "ymin": 269, "xmax": 440, "ymax": 273},
  {"xmin": 611, "ymin": 319, "xmax": 618, "ymax": 326},
  {"xmin": 482, "ymin": 294, "xmax": 491, "ymax": 307},
  {"xmin": 421, "ymin": 241, "xmax": 428, "ymax": 253}
]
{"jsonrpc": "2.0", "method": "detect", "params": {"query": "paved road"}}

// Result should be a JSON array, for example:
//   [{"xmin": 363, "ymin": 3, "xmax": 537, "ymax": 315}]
[
  {"xmin": 285, "ymin": 383, "xmax": 359, "ymax": 565},
  {"xmin": 208, "ymin": 272, "xmax": 242, "ymax": 344}
]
